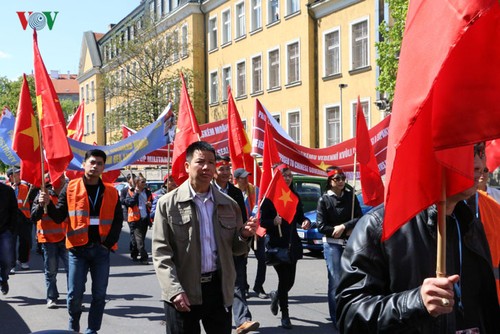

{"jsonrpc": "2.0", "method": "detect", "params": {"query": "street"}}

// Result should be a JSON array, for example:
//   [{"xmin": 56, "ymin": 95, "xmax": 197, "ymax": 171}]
[{"xmin": 0, "ymin": 224, "xmax": 335, "ymax": 334}]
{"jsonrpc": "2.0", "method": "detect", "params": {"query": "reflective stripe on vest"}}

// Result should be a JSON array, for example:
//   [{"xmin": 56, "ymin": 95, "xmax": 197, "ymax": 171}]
[
  {"xmin": 37, "ymin": 194, "xmax": 67, "ymax": 243},
  {"xmin": 17, "ymin": 184, "xmax": 31, "ymax": 218},
  {"xmin": 127, "ymin": 189, "xmax": 152, "ymax": 222}
]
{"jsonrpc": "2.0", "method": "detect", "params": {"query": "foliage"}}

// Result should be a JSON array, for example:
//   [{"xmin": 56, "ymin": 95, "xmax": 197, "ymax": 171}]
[
  {"xmin": 376, "ymin": 0, "xmax": 409, "ymax": 105},
  {"xmin": 0, "ymin": 75, "xmax": 36, "ymax": 114}
]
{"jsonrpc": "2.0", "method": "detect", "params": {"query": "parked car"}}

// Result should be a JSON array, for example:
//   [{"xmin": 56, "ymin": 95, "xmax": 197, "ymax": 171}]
[{"xmin": 146, "ymin": 181, "xmax": 163, "ymax": 193}]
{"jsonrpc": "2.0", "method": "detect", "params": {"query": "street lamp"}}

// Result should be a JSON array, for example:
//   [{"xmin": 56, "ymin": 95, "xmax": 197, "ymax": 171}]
[{"xmin": 339, "ymin": 83, "xmax": 348, "ymax": 114}]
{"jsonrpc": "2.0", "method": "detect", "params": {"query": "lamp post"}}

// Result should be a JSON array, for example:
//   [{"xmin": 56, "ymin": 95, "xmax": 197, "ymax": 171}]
[{"xmin": 339, "ymin": 83, "xmax": 348, "ymax": 114}]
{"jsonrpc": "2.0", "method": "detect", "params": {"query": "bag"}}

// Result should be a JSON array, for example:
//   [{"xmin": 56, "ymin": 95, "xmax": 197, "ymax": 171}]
[{"xmin": 265, "ymin": 246, "xmax": 290, "ymax": 266}]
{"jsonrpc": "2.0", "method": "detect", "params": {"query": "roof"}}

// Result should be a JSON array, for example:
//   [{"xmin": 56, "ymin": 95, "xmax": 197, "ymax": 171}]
[{"xmin": 50, "ymin": 74, "xmax": 79, "ymax": 94}]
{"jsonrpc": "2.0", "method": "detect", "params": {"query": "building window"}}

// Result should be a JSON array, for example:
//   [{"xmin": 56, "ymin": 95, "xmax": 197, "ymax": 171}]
[
  {"xmin": 288, "ymin": 111, "xmax": 300, "ymax": 144},
  {"xmin": 235, "ymin": 2, "xmax": 245, "ymax": 38},
  {"xmin": 156, "ymin": 0, "xmax": 162, "ymax": 20},
  {"xmin": 173, "ymin": 30, "xmax": 179, "ymax": 62},
  {"xmin": 181, "ymin": 24, "xmax": 188, "ymax": 57},
  {"xmin": 222, "ymin": 9, "xmax": 231, "ymax": 45},
  {"xmin": 352, "ymin": 100, "xmax": 370, "ymax": 136},
  {"xmin": 286, "ymin": 0, "xmax": 300, "ymax": 15},
  {"xmin": 236, "ymin": 61, "xmax": 246, "ymax": 97},
  {"xmin": 149, "ymin": 1, "xmax": 156, "ymax": 21},
  {"xmin": 80, "ymin": 87, "xmax": 84, "ymax": 102},
  {"xmin": 286, "ymin": 41, "xmax": 300, "ymax": 84},
  {"xmin": 86, "ymin": 114, "xmax": 90, "ymax": 135},
  {"xmin": 251, "ymin": 0, "xmax": 262, "ymax": 31},
  {"xmin": 91, "ymin": 113, "xmax": 95, "ymax": 133},
  {"xmin": 351, "ymin": 18, "xmax": 369, "ymax": 70},
  {"xmin": 273, "ymin": 113, "xmax": 281, "ymax": 124},
  {"xmin": 222, "ymin": 66, "xmax": 231, "ymax": 101},
  {"xmin": 210, "ymin": 71, "xmax": 218, "ymax": 104},
  {"xmin": 268, "ymin": 0, "xmax": 279, "ymax": 24},
  {"xmin": 130, "ymin": 25, "xmax": 134, "ymax": 40},
  {"xmin": 209, "ymin": 17, "xmax": 218, "ymax": 51},
  {"xmin": 324, "ymin": 28, "xmax": 340, "ymax": 76},
  {"xmin": 268, "ymin": 48, "xmax": 280, "ymax": 89},
  {"xmin": 90, "ymin": 81, "xmax": 95, "ymax": 101},
  {"xmin": 85, "ymin": 84, "xmax": 89, "ymax": 103},
  {"xmin": 326, "ymin": 106, "xmax": 341, "ymax": 146},
  {"xmin": 251, "ymin": 55, "xmax": 262, "ymax": 93}
]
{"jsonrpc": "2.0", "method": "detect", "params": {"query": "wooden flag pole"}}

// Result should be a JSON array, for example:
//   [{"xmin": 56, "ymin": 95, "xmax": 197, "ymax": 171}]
[{"xmin": 436, "ymin": 167, "xmax": 447, "ymax": 277}]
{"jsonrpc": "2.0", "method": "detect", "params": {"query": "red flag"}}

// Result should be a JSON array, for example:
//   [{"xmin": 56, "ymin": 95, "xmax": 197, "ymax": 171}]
[
  {"xmin": 122, "ymin": 124, "xmax": 136, "ymax": 139},
  {"xmin": 171, "ymin": 72, "xmax": 201, "ymax": 184},
  {"xmin": 384, "ymin": 0, "xmax": 500, "ymax": 240},
  {"xmin": 485, "ymin": 140, "xmax": 500, "ymax": 172},
  {"xmin": 67, "ymin": 99, "xmax": 85, "ymax": 141},
  {"xmin": 227, "ymin": 86, "xmax": 262, "ymax": 185},
  {"xmin": 258, "ymin": 120, "xmax": 282, "ymax": 205},
  {"xmin": 33, "ymin": 30, "xmax": 73, "ymax": 184},
  {"xmin": 355, "ymin": 96, "xmax": 384, "ymax": 206},
  {"xmin": 266, "ymin": 171, "xmax": 299, "ymax": 225},
  {"xmin": 12, "ymin": 74, "xmax": 42, "ymax": 186}
]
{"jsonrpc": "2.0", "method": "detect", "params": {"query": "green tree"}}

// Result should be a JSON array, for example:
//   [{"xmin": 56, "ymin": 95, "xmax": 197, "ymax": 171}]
[{"xmin": 376, "ymin": 0, "xmax": 409, "ymax": 107}]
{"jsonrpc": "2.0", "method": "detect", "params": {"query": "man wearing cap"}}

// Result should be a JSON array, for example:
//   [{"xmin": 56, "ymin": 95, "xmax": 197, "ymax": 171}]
[
  {"xmin": 0, "ymin": 180, "xmax": 17, "ymax": 295},
  {"xmin": 213, "ymin": 156, "xmax": 260, "ymax": 334},
  {"xmin": 151, "ymin": 174, "xmax": 178, "ymax": 221}
]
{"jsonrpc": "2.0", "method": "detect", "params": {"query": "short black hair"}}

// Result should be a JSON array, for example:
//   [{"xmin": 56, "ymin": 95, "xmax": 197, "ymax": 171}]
[
  {"xmin": 216, "ymin": 155, "xmax": 231, "ymax": 162},
  {"xmin": 126, "ymin": 173, "xmax": 136, "ymax": 181},
  {"xmin": 186, "ymin": 141, "xmax": 215, "ymax": 162},
  {"xmin": 84, "ymin": 149, "xmax": 107, "ymax": 163}
]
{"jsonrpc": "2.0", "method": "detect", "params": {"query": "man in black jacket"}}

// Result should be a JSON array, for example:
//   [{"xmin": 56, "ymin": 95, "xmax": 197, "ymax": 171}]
[
  {"xmin": 0, "ymin": 182, "xmax": 17, "ymax": 294},
  {"xmin": 212, "ymin": 155, "xmax": 259, "ymax": 334},
  {"xmin": 336, "ymin": 142, "xmax": 500, "ymax": 333}
]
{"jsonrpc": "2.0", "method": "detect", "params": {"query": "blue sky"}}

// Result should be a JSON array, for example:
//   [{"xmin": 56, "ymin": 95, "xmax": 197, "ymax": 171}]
[{"xmin": 0, "ymin": 1, "xmax": 140, "ymax": 80}]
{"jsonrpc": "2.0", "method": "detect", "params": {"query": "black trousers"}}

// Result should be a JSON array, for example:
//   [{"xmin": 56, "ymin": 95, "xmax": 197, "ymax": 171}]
[
  {"xmin": 164, "ymin": 274, "xmax": 232, "ymax": 334},
  {"xmin": 11, "ymin": 220, "xmax": 32, "ymax": 265},
  {"xmin": 133, "ymin": 219, "xmax": 149, "ymax": 261},
  {"xmin": 273, "ymin": 261, "xmax": 297, "ymax": 316}
]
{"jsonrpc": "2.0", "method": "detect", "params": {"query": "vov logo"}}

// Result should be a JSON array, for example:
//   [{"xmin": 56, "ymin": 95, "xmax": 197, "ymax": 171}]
[{"xmin": 17, "ymin": 11, "xmax": 59, "ymax": 31}]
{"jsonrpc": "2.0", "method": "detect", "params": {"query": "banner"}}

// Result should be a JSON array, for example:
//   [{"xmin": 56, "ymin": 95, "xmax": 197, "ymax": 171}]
[{"xmin": 0, "ymin": 108, "xmax": 21, "ymax": 166}]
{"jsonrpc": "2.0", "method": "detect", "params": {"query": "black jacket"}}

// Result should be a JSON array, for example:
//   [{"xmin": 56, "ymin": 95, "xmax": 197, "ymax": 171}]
[
  {"xmin": 336, "ymin": 202, "xmax": 500, "ymax": 333},
  {"xmin": 0, "ymin": 183, "xmax": 17, "ymax": 234},
  {"xmin": 316, "ymin": 189, "xmax": 362, "ymax": 237}
]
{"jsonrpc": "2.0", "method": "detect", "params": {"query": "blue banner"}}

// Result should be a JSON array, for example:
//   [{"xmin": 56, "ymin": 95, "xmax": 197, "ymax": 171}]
[{"xmin": 0, "ymin": 108, "xmax": 21, "ymax": 166}]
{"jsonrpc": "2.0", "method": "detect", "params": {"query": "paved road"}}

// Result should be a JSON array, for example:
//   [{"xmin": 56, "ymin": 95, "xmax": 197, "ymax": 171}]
[{"xmin": 1, "ymin": 224, "xmax": 336, "ymax": 334}]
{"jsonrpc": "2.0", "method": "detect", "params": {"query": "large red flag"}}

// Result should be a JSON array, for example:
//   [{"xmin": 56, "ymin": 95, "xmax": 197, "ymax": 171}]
[
  {"xmin": 170, "ymin": 72, "xmax": 201, "ymax": 184},
  {"xmin": 485, "ymin": 140, "xmax": 500, "ymax": 172},
  {"xmin": 265, "ymin": 171, "xmax": 299, "ymax": 225},
  {"xmin": 384, "ymin": 0, "xmax": 500, "ymax": 240},
  {"xmin": 67, "ymin": 99, "xmax": 85, "ymax": 141},
  {"xmin": 258, "ymin": 120, "xmax": 282, "ymax": 205},
  {"xmin": 13, "ymin": 74, "xmax": 42, "ymax": 186},
  {"xmin": 33, "ymin": 30, "xmax": 73, "ymax": 184},
  {"xmin": 227, "ymin": 86, "xmax": 262, "ymax": 185},
  {"xmin": 355, "ymin": 96, "xmax": 384, "ymax": 206}
]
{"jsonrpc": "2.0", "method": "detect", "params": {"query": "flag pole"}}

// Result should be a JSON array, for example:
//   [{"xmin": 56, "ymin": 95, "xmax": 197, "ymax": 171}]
[
  {"xmin": 436, "ymin": 167, "xmax": 447, "ymax": 277},
  {"xmin": 351, "ymin": 153, "xmax": 358, "ymax": 220},
  {"xmin": 37, "ymin": 109, "xmax": 47, "ymax": 214}
]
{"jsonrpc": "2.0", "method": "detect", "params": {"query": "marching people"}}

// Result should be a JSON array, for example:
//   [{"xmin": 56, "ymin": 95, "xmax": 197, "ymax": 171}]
[
  {"xmin": 152, "ymin": 141, "xmax": 257, "ymax": 334},
  {"xmin": 120, "ymin": 173, "xmax": 137, "ymax": 257},
  {"xmin": 259, "ymin": 164, "xmax": 311, "ymax": 329},
  {"xmin": 124, "ymin": 174, "xmax": 152, "ymax": 264},
  {"xmin": 31, "ymin": 174, "xmax": 69, "ymax": 309},
  {"xmin": 336, "ymin": 142, "xmax": 500, "ymax": 333},
  {"xmin": 316, "ymin": 166, "xmax": 362, "ymax": 327},
  {"xmin": 39, "ymin": 149, "xmax": 123, "ymax": 334},
  {"xmin": 213, "ymin": 155, "xmax": 260, "ymax": 334},
  {"xmin": 0, "ymin": 181, "xmax": 17, "ymax": 295}
]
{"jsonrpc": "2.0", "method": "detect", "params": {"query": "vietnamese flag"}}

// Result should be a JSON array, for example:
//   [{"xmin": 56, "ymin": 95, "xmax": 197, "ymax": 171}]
[
  {"xmin": 258, "ymin": 120, "xmax": 282, "ymax": 205},
  {"xmin": 383, "ymin": 0, "xmax": 500, "ymax": 240},
  {"xmin": 355, "ymin": 96, "xmax": 384, "ymax": 206},
  {"xmin": 67, "ymin": 99, "xmax": 85, "ymax": 141},
  {"xmin": 33, "ymin": 30, "xmax": 73, "ymax": 185},
  {"xmin": 266, "ymin": 170, "xmax": 299, "ymax": 225},
  {"xmin": 485, "ymin": 140, "xmax": 500, "ymax": 172},
  {"xmin": 13, "ymin": 74, "xmax": 42, "ymax": 186},
  {"xmin": 170, "ymin": 72, "xmax": 201, "ymax": 184},
  {"xmin": 122, "ymin": 124, "xmax": 136, "ymax": 139},
  {"xmin": 227, "ymin": 86, "xmax": 262, "ymax": 185}
]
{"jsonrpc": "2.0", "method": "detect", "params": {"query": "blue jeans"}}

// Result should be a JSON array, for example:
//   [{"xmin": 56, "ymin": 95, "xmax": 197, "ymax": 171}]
[
  {"xmin": 323, "ymin": 242, "xmax": 343, "ymax": 325},
  {"xmin": 0, "ymin": 230, "xmax": 13, "ymax": 283},
  {"xmin": 252, "ymin": 236, "xmax": 267, "ymax": 291},
  {"xmin": 42, "ymin": 240, "xmax": 69, "ymax": 301},
  {"xmin": 233, "ymin": 255, "xmax": 251, "ymax": 327},
  {"xmin": 67, "ymin": 244, "xmax": 110, "ymax": 334}
]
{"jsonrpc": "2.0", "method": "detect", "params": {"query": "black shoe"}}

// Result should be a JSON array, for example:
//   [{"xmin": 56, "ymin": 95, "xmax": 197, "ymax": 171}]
[
  {"xmin": 281, "ymin": 317, "xmax": 292, "ymax": 329},
  {"xmin": 253, "ymin": 287, "xmax": 268, "ymax": 299},
  {"xmin": 1, "ymin": 281, "xmax": 9, "ymax": 295},
  {"xmin": 270, "ymin": 290, "xmax": 278, "ymax": 316}
]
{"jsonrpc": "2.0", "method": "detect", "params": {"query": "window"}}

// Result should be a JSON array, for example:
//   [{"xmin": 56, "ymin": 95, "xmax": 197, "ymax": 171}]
[
  {"xmin": 272, "ymin": 114, "xmax": 281, "ymax": 124},
  {"xmin": 91, "ymin": 113, "xmax": 95, "ymax": 133},
  {"xmin": 324, "ymin": 28, "xmax": 340, "ymax": 76},
  {"xmin": 210, "ymin": 71, "xmax": 218, "ymax": 104},
  {"xmin": 181, "ymin": 24, "xmax": 188, "ymax": 57},
  {"xmin": 80, "ymin": 87, "xmax": 84, "ymax": 102},
  {"xmin": 268, "ymin": 0, "xmax": 279, "ymax": 24},
  {"xmin": 288, "ymin": 111, "xmax": 300, "ymax": 144},
  {"xmin": 326, "ymin": 106, "xmax": 341, "ymax": 146},
  {"xmin": 251, "ymin": 0, "xmax": 262, "ymax": 31},
  {"xmin": 86, "ymin": 114, "xmax": 90, "ymax": 135},
  {"xmin": 235, "ymin": 2, "xmax": 245, "ymax": 38},
  {"xmin": 85, "ymin": 84, "xmax": 89, "ymax": 103},
  {"xmin": 268, "ymin": 48, "xmax": 280, "ymax": 89},
  {"xmin": 173, "ymin": 30, "xmax": 179, "ymax": 61},
  {"xmin": 351, "ymin": 18, "xmax": 369, "ymax": 70},
  {"xmin": 209, "ymin": 17, "xmax": 218, "ymax": 51},
  {"xmin": 156, "ymin": 0, "xmax": 162, "ymax": 20},
  {"xmin": 352, "ymin": 100, "xmax": 370, "ymax": 136},
  {"xmin": 222, "ymin": 66, "xmax": 231, "ymax": 101},
  {"xmin": 222, "ymin": 9, "xmax": 231, "ymax": 45},
  {"xmin": 236, "ymin": 61, "xmax": 246, "ymax": 97},
  {"xmin": 286, "ymin": 0, "xmax": 300, "ymax": 15},
  {"xmin": 251, "ymin": 55, "xmax": 262, "ymax": 93},
  {"xmin": 286, "ymin": 41, "xmax": 300, "ymax": 84},
  {"xmin": 149, "ymin": 1, "xmax": 156, "ymax": 21},
  {"xmin": 90, "ymin": 81, "xmax": 95, "ymax": 101}
]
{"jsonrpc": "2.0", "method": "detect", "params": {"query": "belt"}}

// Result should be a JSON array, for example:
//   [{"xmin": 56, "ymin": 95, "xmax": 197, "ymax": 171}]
[
  {"xmin": 200, "ymin": 271, "xmax": 217, "ymax": 284},
  {"xmin": 322, "ymin": 237, "xmax": 347, "ymax": 246}
]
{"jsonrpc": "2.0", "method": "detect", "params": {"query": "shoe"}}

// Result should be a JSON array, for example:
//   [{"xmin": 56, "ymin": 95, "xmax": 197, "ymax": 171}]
[
  {"xmin": 245, "ymin": 290, "xmax": 250, "ymax": 299},
  {"xmin": 9, "ymin": 267, "xmax": 16, "ymax": 275},
  {"xmin": 1, "ymin": 281, "xmax": 9, "ymax": 295},
  {"xmin": 236, "ymin": 320, "xmax": 260, "ymax": 334},
  {"xmin": 270, "ymin": 290, "xmax": 278, "ymax": 316},
  {"xmin": 47, "ymin": 299, "xmax": 57, "ymax": 309},
  {"xmin": 281, "ymin": 317, "xmax": 293, "ymax": 329},
  {"xmin": 20, "ymin": 262, "xmax": 30, "ymax": 270},
  {"xmin": 253, "ymin": 287, "xmax": 268, "ymax": 299}
]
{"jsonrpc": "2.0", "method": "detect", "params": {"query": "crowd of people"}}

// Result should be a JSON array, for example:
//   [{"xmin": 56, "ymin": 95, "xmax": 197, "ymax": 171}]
[{"xmin": 0, "ymin": 141, "xmax": 499, "ymax": 334}]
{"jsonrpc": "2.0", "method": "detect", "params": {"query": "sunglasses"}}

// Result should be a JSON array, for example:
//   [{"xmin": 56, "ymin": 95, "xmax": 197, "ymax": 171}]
[{"xmin": 333, "ymin": 176, "xmax": 346, "ymax": 182}]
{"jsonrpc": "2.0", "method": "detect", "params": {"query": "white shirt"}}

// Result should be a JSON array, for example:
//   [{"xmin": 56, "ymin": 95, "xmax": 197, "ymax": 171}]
[{"xmin": 486, "ymin": 186, "xmax": 500, "ymax": 204}]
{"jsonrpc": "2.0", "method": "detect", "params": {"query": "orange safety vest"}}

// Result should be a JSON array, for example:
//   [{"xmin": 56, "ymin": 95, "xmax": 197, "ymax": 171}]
[
  {"xmin": 37, "ymin": 194, "xmax": 67, "ymax": 243},
  {"xmin": 17, "ymin": 183, "xmax": 31, "ymax": 218},
  {"xmin": 66, "ymin": 178, "xmax": 118, "ymax": 250},
  {"xmin": 127, "ymin": 189, "xmax": 152, "ymax": 222}
]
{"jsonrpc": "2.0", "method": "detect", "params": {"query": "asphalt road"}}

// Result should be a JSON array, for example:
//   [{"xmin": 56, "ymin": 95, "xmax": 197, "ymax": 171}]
[{"xmin": 0, "ymin": 224, "xmax": 337, "ymax": 334}]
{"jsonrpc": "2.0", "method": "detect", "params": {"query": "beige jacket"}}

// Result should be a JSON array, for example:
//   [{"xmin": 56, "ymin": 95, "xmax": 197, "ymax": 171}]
[{"xmin": 152, "ymin": 180, "xmax": 247, "ymax": 307}]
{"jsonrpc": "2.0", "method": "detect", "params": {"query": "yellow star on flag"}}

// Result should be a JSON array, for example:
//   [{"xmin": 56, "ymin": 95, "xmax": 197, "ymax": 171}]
[
  {"xmin": 20, "ymin": 113, "xmax": 40, "ymax": 151},
  {"xmin": 317, "ymin": 160, "xmax": 329, "ymax": 171},
  {"xmin": 279, "ymin": 188, "xmax": 294, "ymax": 208}
]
